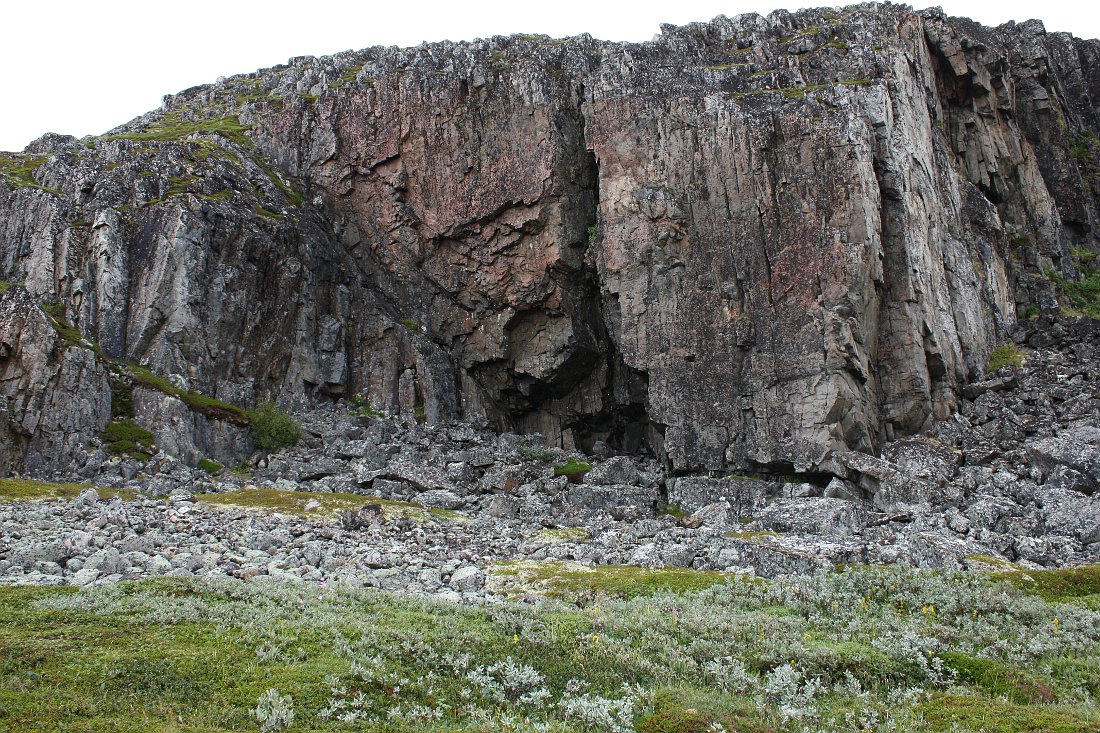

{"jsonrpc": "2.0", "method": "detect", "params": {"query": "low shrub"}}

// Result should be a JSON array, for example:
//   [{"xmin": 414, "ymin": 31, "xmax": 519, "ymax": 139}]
[
  {"xmin": 102, "ymin": 419, "xmax": 155, "ymax": 460},
  {"xmin": 553, "ymin": 459, "xmax": 593, "ymax": 482},
  {"xmin": 1049, "ymin": 247, "xmax": 1100, "ymax": 319},
  {"xmin": 246, "ymin": 403, "xmax": 302, "ymax": 452},
  {"xmin": 986, "ymin": 343, "xmax": 1024, "ymax": 372}
]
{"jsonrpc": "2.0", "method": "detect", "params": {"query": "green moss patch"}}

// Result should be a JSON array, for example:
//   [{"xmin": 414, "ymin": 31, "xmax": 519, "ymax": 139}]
[
  {"xmin": 941, "ymin": 652, "xmax": 1055, "ymax": 704},
  {"xmin": 195, "ymin": 488, "xmax": 462, "ymax": 523},
  {"xmin": 129, "ymin": 365, "xmax": 249, "ymax": 426},
  {"xmin": 965, "ymin": 553, "xmax": 1017, "ymax": 570},
  {"xmin": 532, "ymin": 527, "xmax": 589, "ymax": 543},
  {"xmin": 349, "ymin": 393, "xmax": 382, "ymax": 418},
  {"xmin": 250, "ymin": 156, "xmax": 304, "ymax": 206},
  {"xmin": 552, "ymin": 459, "xmax": 592, "ymax": 482},
  {"xmin": 917, "ymin": 694, "xmax": 1095, "ymax": 732},
  {"xmin": 0, "ymin": 154, "xmax": 61, "ymax": 194},
  {"xmin": 0, "ymin": 478, "xmax": 134, "ymax": 502},
  {"xmin": 490, "ymin": 560, "xmax": 733, "ymax": 600},
  {"xmin": 109, "ymin": 113, "xmax": 252, "ymax": 148},
  {"xmin": 658, "ymin": 502, "xmax": 689, "ymax": 519},
  {"xmin": 992, "ymin": 564, "xmax": 1100, "ymax": 608},
  {"xmin": 639, "ymin": 688, "xmax": 772, "ymax": 733},
  {"xmin": 102, "ymin": 419, "xmax": 155, "ymax": 461},
  {"xmin": 198, "ymin": 458, "xmax": 223, "ymax": 475}
]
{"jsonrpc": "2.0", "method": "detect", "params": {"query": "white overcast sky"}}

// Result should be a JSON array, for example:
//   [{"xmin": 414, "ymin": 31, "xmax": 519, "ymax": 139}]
[{"xmin": 1, "ymin": 1, "xmax": 1097, "ymax": 152}]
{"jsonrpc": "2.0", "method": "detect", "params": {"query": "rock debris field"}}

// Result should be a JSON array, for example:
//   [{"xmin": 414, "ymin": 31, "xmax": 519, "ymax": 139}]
[{"xmin": 2, "ymin": 315, "xmax": 1098, "ymax": 600}]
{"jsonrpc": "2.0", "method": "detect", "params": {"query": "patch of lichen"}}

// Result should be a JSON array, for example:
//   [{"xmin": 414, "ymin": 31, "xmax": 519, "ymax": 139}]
[
  {"xmin": 725, "ymin": 530, "xmax": 783, "ymax": 541},
  {"xmin": 490, "ymin": 560, "xmax": 736, "ymax": 601}
]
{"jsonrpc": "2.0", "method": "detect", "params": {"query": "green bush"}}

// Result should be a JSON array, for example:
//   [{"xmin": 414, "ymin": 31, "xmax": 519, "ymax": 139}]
[
  {"xmin": 197, "ymin": 458, "xmax": 223, "ymax": 475},
  {"xmin": 102, "ymin": 419, "xmax": 155, "ymax": 460},
  {"xmin": 553, "ymin": 459, "xmax": 593, "ymax": 482},
  {"xmin": 246, "ymin": 403, "xmax": 301, "ymax": 452},
  {"xmin": 987, "ymin": 343, "xmax": 1024, "ymax": 373}
]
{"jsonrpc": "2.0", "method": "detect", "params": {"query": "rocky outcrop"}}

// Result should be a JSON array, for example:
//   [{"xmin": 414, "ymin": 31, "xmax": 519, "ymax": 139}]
[
  {"xmin": 0, "ymin": 286, "xmax": 110, "ymax": 474},
  {"xmin": 1, "ymin": 4, "xmax": 1099, "ymax": 477}
]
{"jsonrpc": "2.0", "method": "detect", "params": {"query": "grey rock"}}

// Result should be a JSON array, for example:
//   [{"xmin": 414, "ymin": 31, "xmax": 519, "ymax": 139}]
[
  {"xmin": 70, "ymin": 567, "xmax": 101, "ymax": 586},
  {"xmin": 667, "ymin": 476, "xmax": 769, "ymax": 516},
  {"xmin": 1028, "ymin": 426, "xmax": 1100, "ymax": 494},
  {"xmin": 449, "ymin": 566, "xmax": 484, "ymax": 593},
  {"xmin": 418, "ymin": 490, "xmax": 464, "ymax": 510},
  {"xmin": 1041, "ymin": 488, "xmax": 1100, "ymax": 544},
  {"xmin": 684, "ymin": 502, "xmax": 733, "ymax": 529},
  {"xmin": 582, "ymin": 456, "xmax": 640, "ymax": 486},
  {"xmin": 487, "ymin": 495, "xmax": 520, "ymax": 518},
  {"xmin": 757, "ymin": 498, "xmax": 866, "ymax": 537}
]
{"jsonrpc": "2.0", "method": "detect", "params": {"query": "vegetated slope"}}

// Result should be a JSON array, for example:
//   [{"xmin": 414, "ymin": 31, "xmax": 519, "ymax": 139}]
[
  {"xmin": 1, "ymin": 566, "xmax": 1098, "ymax": 731},
  {"xmin": 1, "ymin": 3, "xmax": 1100, "ymax": 481}
]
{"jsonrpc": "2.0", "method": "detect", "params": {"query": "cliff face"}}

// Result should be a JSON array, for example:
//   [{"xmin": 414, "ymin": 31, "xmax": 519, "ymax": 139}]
[{"xmin": 1, "ymin": 3, "xmax": 1098, "ymax": 477}]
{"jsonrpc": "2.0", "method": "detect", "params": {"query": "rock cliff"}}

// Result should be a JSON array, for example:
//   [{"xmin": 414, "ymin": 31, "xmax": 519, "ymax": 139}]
[{"xmin": 1, "ymin": 3, "xmax": 1099, "ymax": 477}]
